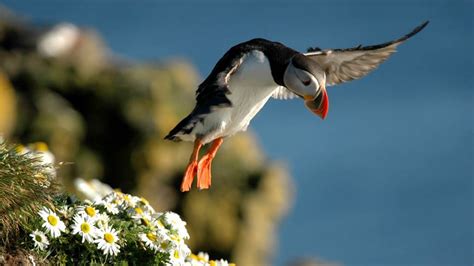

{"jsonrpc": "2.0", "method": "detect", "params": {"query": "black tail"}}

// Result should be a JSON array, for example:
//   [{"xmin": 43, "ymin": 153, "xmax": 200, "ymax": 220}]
[{"xmin": 164, "ymin": 113, "xmax": 199, "ymax": 142}]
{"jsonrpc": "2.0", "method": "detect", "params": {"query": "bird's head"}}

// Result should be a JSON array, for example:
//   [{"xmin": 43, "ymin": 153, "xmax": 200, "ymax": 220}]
[{"xmin": 283, "ymin": 54, "xmax": 329, "ymax": 119}]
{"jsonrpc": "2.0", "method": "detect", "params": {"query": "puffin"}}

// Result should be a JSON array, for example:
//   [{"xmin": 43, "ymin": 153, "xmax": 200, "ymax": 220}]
[{"xmin": 165, "ymin": 21, "xmax": 428, "ymax": 192}]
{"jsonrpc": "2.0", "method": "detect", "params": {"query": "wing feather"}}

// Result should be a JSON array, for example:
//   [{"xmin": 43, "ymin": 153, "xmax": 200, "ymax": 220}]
[
  {"xmin": 271, "ymin": 86, "xmax": 299, "ymax": 100},
  {"xmin": 304, "ymin": 21, "xmax": 428, "ymax": 86}
]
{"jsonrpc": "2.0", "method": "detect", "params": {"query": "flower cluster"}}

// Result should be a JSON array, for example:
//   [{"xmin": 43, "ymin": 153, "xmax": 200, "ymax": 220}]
[{"xmin": 29, "ymin": 191, "xmax": 234, "ymax": 265}]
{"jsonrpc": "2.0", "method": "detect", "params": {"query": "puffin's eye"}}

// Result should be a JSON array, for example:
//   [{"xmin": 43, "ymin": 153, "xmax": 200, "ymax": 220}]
[{"xmin": 302, "ymin": 79, "xmax": 311, "ymax": 86}]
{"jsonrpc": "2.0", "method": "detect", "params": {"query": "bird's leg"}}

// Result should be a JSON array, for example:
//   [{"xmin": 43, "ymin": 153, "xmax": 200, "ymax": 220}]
[
  {"xmin": 197, "ymin": 137, "xmax": 223, "ymax": 190},
  {"xmin": 181, "ymin": 139, "xmax": 203, "ymax": 192}
]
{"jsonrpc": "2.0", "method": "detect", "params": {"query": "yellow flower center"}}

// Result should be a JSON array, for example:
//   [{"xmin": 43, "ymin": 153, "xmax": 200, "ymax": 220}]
[
  {"xmin": 124, "ymin": 195, "xmax": 131, "ymax": 202},
  {"xmin": 146, "ymin": 232, "xmax": 157, "ymax": 241},
  {"xmin": 35, "ymin": 142, "xmax": 49, "ymax": 152},
  {"xmin": 35, "ymin": 235, "xmax": 42, "ymax": 242},
  {"xmin": 16, "ymin": 144, "xmax": 26, "ymax": 153},
  {"xmin": 80, "ymin": 223, "xmax": 91, "ymax": 233},
  {"xmin": 85, "ymin": 206, "xmax": 96, "ymax": 217},
  {"xmin": 104, "ymin": 233, "xmax": 115, "ymax": 243},
  {"xmin": 135, "ymin": 207, "xmax": 143, "ymax": 214},
  {"xmin": 209, "ymin": 261, "xmax": 216, "ymax": 266},
  {"xmin": 47, "ymin": 215, "xmax": 58, "ymax": 226},
  {"xmin": 160, "ymin": 242, "xmax": 169, "ymax": 249},
  {"xmin": 174, "ymin": 250, "xmax": 180, "ymax": 259}
]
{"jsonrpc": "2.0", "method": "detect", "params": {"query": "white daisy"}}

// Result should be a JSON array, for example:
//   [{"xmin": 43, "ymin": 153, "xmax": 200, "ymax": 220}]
[
  {"xmin": 29, "ymin": 230, "xmax": 49, "ymax": 250},
  {"xmin": 131, "ymin": 207, "xmax": 153, "ymax": 223},
  {"xmin": 163, "ymin": 235, "xmax": 191, "ymax": 266},
  {"xmin": 94, "ymin": 226, "xmax": 120, "ymax": 256},
  {"xmin": 122, "ymin": 194, "xmax": 139, "ymax": 208},
  {"xmin": 130, "ymin": 206, "xmax": 145, "ymax": 218},
  {"xmin": 76, "ymin": 204, "xmax": 99, "ymax": 220},
  {"xmin": 104, "ymin": 191, "xmax": 124, "ymax": 206},
  {"xmin": 96, "ymin": 199, "xmax": 119, "ymax": 215},
  {"xmin": 94, "ymin": 212, "xmax": 110, "ymax": 228},
  {"xmin": 71, "ymin": 215, "xmax": 97, "ymax": 243},
  {"xmin": 176, "ymin": 242, "xmax": 191, "ymax": 261},
  {"xmin": 15, "ymin": 144, "xmax": 31, "ymax": 155},
  {"xmin": 31, "ymin": 142, "xmax": 56, "ymax": 179},
  {"xmin": 163, "ymin": 212, "xmax": 190, "ymax": 240},
  {"xmin": 74, "ymin": 178, "xmax": 114, "ymax": 202},
  {"xmin": 38, "ymin": 207, "xmax": 66, "ymax": 238},
  {"xmin": 197, "ymin": 252, "xmax": 209, "ymax": 262},
  {"xmin": 169, "ymin": 245, "xmax": 191, "ymax": 266},
  {"xmin": 138, "ymin": 215, "xmax": 156, "ymax": 228},
  {"xmin": 32, "ymin": 142, "xmax": 55, "ymax": 165},
  {"xmin": 168, "ymin": 248, "xmax": 187, "ymax": 266},
  {"xmin": 57, "ymin": 205, "xmax": 75, "ymax": 220},
  {"xmin": 138, "ymin": 231, "xmax": 160, "ymax": 252},
  {"xmin": 156, "ymin": 232, "xmax": 174, "ymax": 254}
]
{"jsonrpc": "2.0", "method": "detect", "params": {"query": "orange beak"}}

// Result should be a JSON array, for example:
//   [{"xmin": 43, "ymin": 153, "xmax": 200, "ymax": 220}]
[{"xmin": 304, "ymin": 86, "xmax": 329, "ymax": 120}]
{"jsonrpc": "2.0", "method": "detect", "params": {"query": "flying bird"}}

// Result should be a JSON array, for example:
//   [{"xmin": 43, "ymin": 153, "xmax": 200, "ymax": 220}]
[{"xmin": 165, "ymin": 21, "xmax": 429, "ymax": 192}]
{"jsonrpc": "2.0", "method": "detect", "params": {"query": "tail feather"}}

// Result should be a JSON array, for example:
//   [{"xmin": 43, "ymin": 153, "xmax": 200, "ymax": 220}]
[{"xmin": 164, "ymin": 113, "xmax": 199, "ymax": 142}]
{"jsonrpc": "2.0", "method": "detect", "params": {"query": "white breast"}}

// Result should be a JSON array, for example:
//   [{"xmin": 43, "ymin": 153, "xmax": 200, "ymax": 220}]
[
  {"xmin": 227, "ymin": 50, "xmax": 279, "ymax": 131},
  {"xmin": 193, "ymin": 50, "xmax": 279, "ymax": 143}
]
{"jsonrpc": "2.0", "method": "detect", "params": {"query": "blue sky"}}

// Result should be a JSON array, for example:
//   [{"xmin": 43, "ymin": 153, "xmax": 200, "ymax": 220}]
[{"xmin": 2, "ymin": 0, "xmax": 472, "ymax": 265}]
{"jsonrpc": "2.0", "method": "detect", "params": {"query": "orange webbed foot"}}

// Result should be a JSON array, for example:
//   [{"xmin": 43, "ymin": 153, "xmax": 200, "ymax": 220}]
[
  {"xmin": 181, "ymin": 161, "xmax": 198, "ymax": 192},
  {"xmin": 197, "ymin": 154, "xmax": 213, "ymax": 190},
  {"xmin": 180, "ymin": 139, "xmax": 203, "ymax": 192}
]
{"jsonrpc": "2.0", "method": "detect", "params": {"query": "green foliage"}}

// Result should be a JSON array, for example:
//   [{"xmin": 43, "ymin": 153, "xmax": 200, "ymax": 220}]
[{"xmin": 0, "ymin": 139, "xmax": 58, "ymax": 245}]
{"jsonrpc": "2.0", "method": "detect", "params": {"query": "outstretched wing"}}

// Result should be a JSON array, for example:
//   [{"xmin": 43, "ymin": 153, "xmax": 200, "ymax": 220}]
[{"xmin": 304, "ymin": 21, "xmax": 429, "ymax": 86}]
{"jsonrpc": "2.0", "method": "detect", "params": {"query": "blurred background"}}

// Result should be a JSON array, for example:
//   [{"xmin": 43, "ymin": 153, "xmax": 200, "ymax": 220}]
[{"xmin": 0, "ymin": 0, "xmax": 472, "ymax": 265}]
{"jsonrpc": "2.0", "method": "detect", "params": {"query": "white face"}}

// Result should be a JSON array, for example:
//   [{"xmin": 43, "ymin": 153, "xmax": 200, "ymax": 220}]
[{"xmin": 283, "ymin": 62, "xmax": 321, "ymax": 98}]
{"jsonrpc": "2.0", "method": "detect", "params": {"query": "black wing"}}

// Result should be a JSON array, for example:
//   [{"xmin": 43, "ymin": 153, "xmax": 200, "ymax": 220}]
[{"xmin": 304, "ymin": 21, "xmax": 429, "ymax": 86}]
